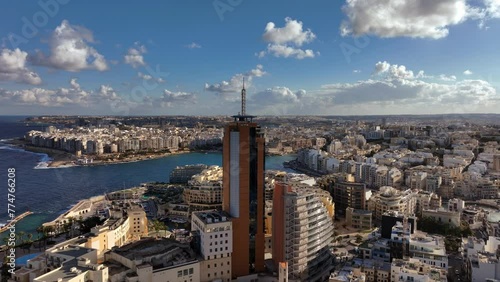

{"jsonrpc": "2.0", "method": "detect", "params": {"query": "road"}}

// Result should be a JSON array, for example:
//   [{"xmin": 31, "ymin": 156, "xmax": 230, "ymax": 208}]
[{"xmin": 448, "ymin": 253, "xmax": 468, "ymax": 282}]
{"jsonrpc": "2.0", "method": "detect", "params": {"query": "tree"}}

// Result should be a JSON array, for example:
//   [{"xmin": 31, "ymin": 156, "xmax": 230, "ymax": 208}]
[
  {"xmin": 78, "ymin": 216, "xmax": 105, "ymax": 234},
  {"xmin": 2, "ymin": 236, "xmax": 9, "ymax": 256},
  {"xmin": 151, "ymin": 219, "xmax": 167, "ymax": 238},
  {"xmin": 18, "ymin": 231, "xmax": 26, "ymax": 244},
  {"xmin": 355, "ymin": 234, "xmax": 363, "ymax": 244},
  {"xmin": 38, "ymin": 225, "xmax": 55, "ymax": 250}
]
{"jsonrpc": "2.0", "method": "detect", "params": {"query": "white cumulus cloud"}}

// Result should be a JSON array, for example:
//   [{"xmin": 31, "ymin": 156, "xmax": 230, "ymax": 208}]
[
  {"xmin": 137, "ymin": 72, "xmax": 153, "ymax": 81},
  {"xmin": 205, "ymin": 65, "xmax": 267, "ymax": 100},
  {"xmin": 439, "ymin": 74, "xmax": 457, "ymax": 81},
  {"xmin": 247, "ymin": 64, "xmax": 266, "ymax": 77},
  {"xmin": 263, "ymin": 44, "xmax": 316, "ymax": 59},
  {"xmin": 31, "ymin": 20, "xmax": 108, "ymax": 72},
  {"xmin": 463, "ymin": 69, "xmax": 473, "ymax": 75},
  {"xmin": 124, "ymin": 42, "xmax": 147, "ymax": 68},
  {"xmin": 263, "ymin": 17, "xmax": 316, "ymax": 46},
  {"xmin": 252, "ymin": 86, "xmax": 305, "ymax": 104},
  {"xmin": 373, "ymin": 61, "xmax": 417, "ymax": 80},
  {"xmin": 313, "ymin": 61, "xmax": 499, "ymax": 114},
  {"xmin": 0, "ymin": 79, "xmax": 122, "ymax": 107},
  {"xmin": 259, "ymin": 17, "xmax": 317, "ymax": 59},
  {"xmin": 340, "ymin": 0, "xmax": 469, "ymax": 39},
  {"xmin": 0, "ymin": 48, "xmax": 42, "ymax": 85},
  {"xmin": 159, "ymin": 89, "xmax": 197, "ymax": 107}
]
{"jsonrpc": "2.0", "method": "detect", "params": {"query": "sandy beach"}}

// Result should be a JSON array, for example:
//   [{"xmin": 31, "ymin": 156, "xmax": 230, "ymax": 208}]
[{"xmin": 6, "ymin": 139, "xmax": 76, "ymax": 167}]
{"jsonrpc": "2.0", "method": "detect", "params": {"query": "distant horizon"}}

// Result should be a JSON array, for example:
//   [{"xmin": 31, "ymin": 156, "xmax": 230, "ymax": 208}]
[
  {"xmin": 3, "ymin": 113, "xmax": 500, "ymax": 118},
  {"xmin": 1, "ymin": 1, "xmax": 500, "ymax": 115}
]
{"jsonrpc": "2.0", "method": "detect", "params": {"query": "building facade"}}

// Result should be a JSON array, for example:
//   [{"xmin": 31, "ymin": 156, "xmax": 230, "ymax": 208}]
[
  {"xmin": 368, "ymin": 187, "xmax": 417, "ymax": 221},
  {"xmin": 191, "ymin": 211, "xmax": 233, "ymax": 282},
  {"xmin": 222, "ymin": 112, "xmax": 265, "ymax": 276},
  {"xmin": 272, "ymin": 182, "xmax": 335, "ymax": 281},
  {"xmin": 183, "ymin": 166, "xmax": 223, "ymax": 214},
  {"xmin": 345, "ymin": 208, "xmax": 373, "ymax": 230},
  {"xmin": 333, "ymin": 180, "xmax": 368, "ymax": 215}
]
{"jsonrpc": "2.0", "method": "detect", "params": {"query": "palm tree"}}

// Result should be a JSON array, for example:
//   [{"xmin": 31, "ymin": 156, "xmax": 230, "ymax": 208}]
[
  {"xmin": 36, "ymin": 225, "xmax": 43, "ymax": 240},
  {"xmin": 44, "ymin": 226, "xmax": 55, "ymax": 238},
  {"xmin": 2, "ymin": 236, "xmax": 9, "ymax": 252},
  {"xmin": 27, "ymin": 233, "xmax": 34, "ymax": 243},
  {"xmin": 18, "ymin": 231, "xmax": 26, "ymax": 245},
  {"xmin": 40, "ymin": 225, "xmax": 54, "ymax": 250},
  {"xmin": 2, "ymin": 236, "xmax": 12, "ymax": 265},
  {"xmin": 35, "ymin": 226, "xmax": 44, "ymax": 251}
]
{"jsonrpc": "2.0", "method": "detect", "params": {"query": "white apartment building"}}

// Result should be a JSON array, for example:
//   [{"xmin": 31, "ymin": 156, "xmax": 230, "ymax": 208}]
[
  {"xmin": 422, "ymin": 209, "xmax": 461, "ymax": 227},
  {"xmin": 426, "ymin": 175, "xmax": 443, "ymax": 193},
  {"xmin": 448, "ymin": 198, "xmax": 465, "ymax": 213},
  {"xmin": 272, "ymin": 183, "xmax": 335, "ymax": 282},
  {"xmin": 391, "ymin": 258, "xmax": 447, "ymax": 282},
  {"xmin": 87, "ymin": 204, "xmax": 148, "ymax": 256},
  {"xmin": 494, "ymin": 154, "xmax": 500, "ymax": 172},
  {"xmin": 408, "ymin": 171, "xmax": 428, "ymax": 190},
  {"xmin": 191, "ymin": 211, "xmax": 233, "ymax": 282},
  {"xmin": 105, "ymin": 238, "xmax": 200, "ymax": 282},
  {"xmin": 183, "ymin": 166, "xmax": 223, "ymax": 214},
  {"xmin": 368, "ymin": 187, "xmax": 417, "ymax": 221},
  {"xmin": 463, "ymin": 236, "xmax": 500, "ymax": 282},
  {"xmin": 415, "ymin": 191, "xmax": 441, "ymax": 216},
  {"xmin": 409, "ymin": 232, "xmax": 448, "ymax": 269}
]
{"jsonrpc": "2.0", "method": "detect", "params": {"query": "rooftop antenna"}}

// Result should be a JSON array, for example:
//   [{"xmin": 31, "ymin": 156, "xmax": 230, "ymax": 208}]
[{"xmin": 241, "ymin": 77, "xmax": 246, "ymax": 116}]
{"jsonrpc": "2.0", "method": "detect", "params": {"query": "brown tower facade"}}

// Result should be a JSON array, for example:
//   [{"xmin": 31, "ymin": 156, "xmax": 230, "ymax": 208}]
[{"xmin": 223, "ymin": 115, "xmax": 265, "ymax": 278}]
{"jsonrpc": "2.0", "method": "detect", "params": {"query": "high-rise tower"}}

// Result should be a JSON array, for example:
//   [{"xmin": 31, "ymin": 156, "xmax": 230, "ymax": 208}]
[
  {"xmin": 223, "ymin": 79, "xmax": 265, "ymax": 278},
  {"xmin": 272, "ymin": 182, "xmax": 335, "ymax": 281}
]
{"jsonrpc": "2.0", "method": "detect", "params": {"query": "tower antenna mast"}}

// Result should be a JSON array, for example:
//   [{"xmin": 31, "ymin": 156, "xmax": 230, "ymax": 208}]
[{"xmin": 241, "ymin": 77, "xmax": 246, "ymax": 116}]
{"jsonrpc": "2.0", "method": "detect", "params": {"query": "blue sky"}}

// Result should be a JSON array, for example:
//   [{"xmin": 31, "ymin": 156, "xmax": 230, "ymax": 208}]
[{"xmin": 1, "ymin": 0, "xmax": 500, "ymax": 115}]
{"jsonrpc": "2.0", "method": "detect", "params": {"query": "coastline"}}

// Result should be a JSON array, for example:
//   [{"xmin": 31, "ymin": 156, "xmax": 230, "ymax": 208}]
[
  {"xmin": 3, "ymin": 138, "xmax": 193, "ymax": 168},
  {"xmin": 0, "ymin": 211, "xmax": 34, "ymax": 234}
]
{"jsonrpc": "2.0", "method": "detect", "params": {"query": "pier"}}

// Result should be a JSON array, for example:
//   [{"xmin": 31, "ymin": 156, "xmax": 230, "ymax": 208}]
[{"xmin": 0, "ymin": 211, "xmax": 33, "ymax": 234}]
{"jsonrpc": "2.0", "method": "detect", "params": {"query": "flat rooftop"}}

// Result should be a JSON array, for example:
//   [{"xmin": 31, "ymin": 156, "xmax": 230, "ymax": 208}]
[
  {"xmin": 192, "ymin": 210, "xmax": 231, "ymax": 225},
  {"xmin": 350, "ymin": 209, "xmax": 373, "ymax": 215},
  {"xmin": 50, "ymin": 245, "xmax": 94, "ymax": 259},
  {"xmin": 37, "ymin": 257, "xmax": 100, "ymax": 282},
  {"xmin": 111, "ymin": 238, "xmax": 197, "ymax": 269}
]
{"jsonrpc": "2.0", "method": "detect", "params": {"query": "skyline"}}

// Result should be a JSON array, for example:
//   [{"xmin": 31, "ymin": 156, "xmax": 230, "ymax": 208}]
[{"xmin": 0, "ymin": 0, "xmax": 500, "ymax": 115}]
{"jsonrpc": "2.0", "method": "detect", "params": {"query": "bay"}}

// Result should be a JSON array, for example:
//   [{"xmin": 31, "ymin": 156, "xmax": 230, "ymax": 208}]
[{"xmin": 0, "ymin": 116, "xmax": 296, "ymax": 238}]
